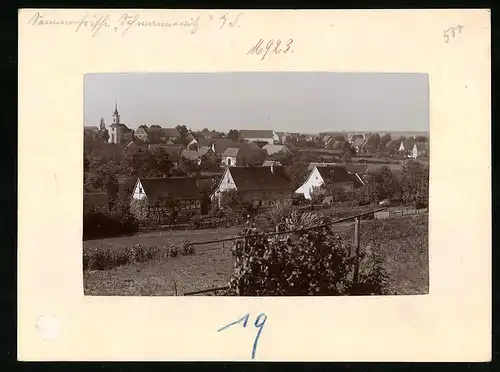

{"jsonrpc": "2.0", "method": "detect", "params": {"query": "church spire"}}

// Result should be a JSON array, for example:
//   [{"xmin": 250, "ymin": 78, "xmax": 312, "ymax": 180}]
[{"xmin": 112, "ymin": 101, "xmax": 120, "ymax": 125}]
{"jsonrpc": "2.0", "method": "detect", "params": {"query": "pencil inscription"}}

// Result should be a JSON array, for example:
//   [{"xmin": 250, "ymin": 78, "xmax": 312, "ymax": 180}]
[
  {"xmin": 443, "ymin": 25, "xmax": 464, "ymax": 43},
  {"xmin": 26, "ymin": 11, "xmax": 244, "ymax": 37}
]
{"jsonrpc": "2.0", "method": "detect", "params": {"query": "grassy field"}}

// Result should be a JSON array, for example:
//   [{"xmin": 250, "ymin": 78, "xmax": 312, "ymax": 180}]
[{"xmin": 83, "ymin": 215, "xmax": 428, "ymax": 296}]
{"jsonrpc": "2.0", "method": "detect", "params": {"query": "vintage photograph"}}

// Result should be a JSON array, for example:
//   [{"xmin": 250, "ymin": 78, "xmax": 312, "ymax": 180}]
[{"xmin": 83, "ymin": 72, "xmax": 430, "ymax": 297}]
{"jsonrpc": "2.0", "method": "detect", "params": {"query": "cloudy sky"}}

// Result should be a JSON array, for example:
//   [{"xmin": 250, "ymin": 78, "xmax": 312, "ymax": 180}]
[{"xmin": 84, "ymin": 72, "xmax": 429, "ymax": 133}]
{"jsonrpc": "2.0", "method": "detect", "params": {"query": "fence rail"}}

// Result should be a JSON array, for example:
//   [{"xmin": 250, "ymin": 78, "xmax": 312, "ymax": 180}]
[{"xmin": 183, "ymin": 207, "xmax": 389, "ymax": 295}]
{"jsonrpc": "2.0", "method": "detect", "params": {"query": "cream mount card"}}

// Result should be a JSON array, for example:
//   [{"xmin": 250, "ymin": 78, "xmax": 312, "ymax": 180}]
[{"xmin": 18, "ymin": 9, "xmax": 491, "ymax": 361}]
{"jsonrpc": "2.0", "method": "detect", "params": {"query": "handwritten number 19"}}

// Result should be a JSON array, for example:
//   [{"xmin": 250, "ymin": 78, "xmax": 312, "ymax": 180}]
[{"xmin": 217, "ymin": 313, "xmax": 268, "ymax": 359}]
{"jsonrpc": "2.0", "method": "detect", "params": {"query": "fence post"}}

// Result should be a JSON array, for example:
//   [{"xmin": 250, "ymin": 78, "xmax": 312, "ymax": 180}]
[{"xmin": 353, "ymin": 217, "xmax": 360, "ymax": 286}]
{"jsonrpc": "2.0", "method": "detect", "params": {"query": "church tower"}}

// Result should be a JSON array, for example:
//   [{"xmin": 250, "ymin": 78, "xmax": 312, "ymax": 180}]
[{"xmin": 112, "ymin": 102, "xmax": 120, "ymax": 125}]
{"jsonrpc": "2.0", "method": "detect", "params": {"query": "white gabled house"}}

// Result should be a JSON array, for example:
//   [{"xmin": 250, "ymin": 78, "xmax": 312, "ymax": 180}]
[{"xmin": 295, "ymin": 165, "xmax": 365, "ymax": 200}]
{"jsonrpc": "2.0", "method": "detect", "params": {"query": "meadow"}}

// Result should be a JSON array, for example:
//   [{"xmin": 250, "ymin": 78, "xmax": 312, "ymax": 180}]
[{"xmin": 83, "ymin": 214, "xmax": 428, "ymax": 296}]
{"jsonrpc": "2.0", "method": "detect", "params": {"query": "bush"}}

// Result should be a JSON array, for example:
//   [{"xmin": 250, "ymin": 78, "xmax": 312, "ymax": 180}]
[
  {"xmin": 83, "ymin": 205, "xmax": 139, "ymax": 240},
  {"xmin": 83, "ymin": 242, "xmax": 191, "ymax": 271},
  {"xmin": 180, "ymin": 240, "xmax": 196, "ymax": 256},
  {"xmin": 227, "ymin": 213, "xmax": 389, "ymax": 296}
]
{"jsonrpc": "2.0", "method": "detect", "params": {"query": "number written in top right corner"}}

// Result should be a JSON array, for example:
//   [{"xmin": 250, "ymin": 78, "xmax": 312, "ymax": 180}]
[{"xmin": 444, "ymin": 25, "xmax": 464, "ymax": 43}]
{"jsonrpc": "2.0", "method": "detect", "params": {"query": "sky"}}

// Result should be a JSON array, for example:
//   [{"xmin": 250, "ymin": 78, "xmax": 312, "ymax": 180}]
[{"xmin": 84, "ymin": 72, "xmax": 429, "ymax": 134}]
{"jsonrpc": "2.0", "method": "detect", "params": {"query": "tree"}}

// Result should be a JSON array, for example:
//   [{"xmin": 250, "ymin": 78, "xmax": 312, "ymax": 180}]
[
  {"xmin": 401, "ymin": 160, "xmax": 429, "ymax": 207},
  {"xmin": 227, "ymin": 129, "xmax": 240, "ymax": 141},
  {"xmin": 362, "ymin": 134, "xmax": 380, "ymax": 154},
  {"xmin": 152, "ymin": 192, "xmax": 180, "ymax": 224},
  {"xmin": 178, "ymin": 157, "xmax": 200, "ymax": 175},
  {"xmin": 341, "ymin": 151, "xmax": 352, "ymax": 163},
  {"xmin": 369, "ymin": 166, "xmax": 397, "ymax": 200},
  {"xmin": 378, "ymin": 134, "xmax": 391, "ymax": 152},
  {"xmin": 286, "ymin": 162, "xmax": 309, "ymax": 189},
  {"xmin": 105, "ymin": 174, "xmax": 119, "ymax": 207}
]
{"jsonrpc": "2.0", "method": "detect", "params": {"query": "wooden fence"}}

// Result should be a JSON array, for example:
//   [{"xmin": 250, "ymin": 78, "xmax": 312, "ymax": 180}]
[{"xmin": 182, "ymin": 207, "xmax": 388, "ymax": 296}]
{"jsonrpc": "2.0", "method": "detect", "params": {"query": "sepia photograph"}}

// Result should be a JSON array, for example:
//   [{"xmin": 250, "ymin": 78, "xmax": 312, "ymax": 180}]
[{"xmin": 83, "ymin": 72, "xmax": 430, "ymax": 297}]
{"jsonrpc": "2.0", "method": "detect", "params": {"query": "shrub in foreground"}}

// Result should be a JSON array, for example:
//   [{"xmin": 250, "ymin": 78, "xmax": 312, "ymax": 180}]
[
  {"xmin": 227, "ymin": 218, "xmax": 389, "ymax": 296},
  {"xmin": 83, "ymin": 241, "xmax": 197, "ymax": 271}
]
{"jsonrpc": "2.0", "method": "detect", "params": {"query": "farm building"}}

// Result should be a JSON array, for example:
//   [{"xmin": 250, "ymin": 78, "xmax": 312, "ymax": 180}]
[
  {"xmin": 131, "ymin": 177, "xmax": 203, "ymax": 219},
  {"xmin": 211, "ymin": 165, "xmax": 294, "ymax": 207},
  {"xmin": 238, "ymin": 129, "xmax": 274, "ymax": 145},
  {"xmin": 295, "ymin": 165, "xmax": 365, "ymax": 200}
]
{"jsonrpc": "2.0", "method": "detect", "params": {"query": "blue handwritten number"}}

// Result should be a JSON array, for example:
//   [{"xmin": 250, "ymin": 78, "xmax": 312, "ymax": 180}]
[{"xmin": 217, "ymin": 313, "xmax": 267, "ymax": 359}]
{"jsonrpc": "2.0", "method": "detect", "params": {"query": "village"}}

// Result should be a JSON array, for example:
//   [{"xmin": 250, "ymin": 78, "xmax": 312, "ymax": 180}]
[
  {"xmin": 84, "ymin": 103, "xmax": 429, "ymax": 224},
  {"xmin": 83, "ymin": 102, "xmax": 429, "ymax": 297}
]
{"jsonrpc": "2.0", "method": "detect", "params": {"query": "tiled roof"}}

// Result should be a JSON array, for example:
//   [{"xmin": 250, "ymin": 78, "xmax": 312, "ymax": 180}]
[
  {"xmin": 198, "ymin": 146, "xmax": 212, "ymax": 157},
  {"xmin": 198, "ymin": 138, "xmax": 240, "ymax": 154},
  {"xmin": 109, "ymin": 123, "xmax": 130, "ymax": 130},
  {"xmin": 262, "ymin": 144, "xmax": 290, "ymax": 156},
  {"xmin": 162, "ymin": 128, "xmax": 181, "ymax": 137},
  {"xmin": 316, "ymin": 165, "xmax": 360, "ymax": 184},
  {"xmin": 262, "ymin": 160, "xmax": 282, "ymax": 167},
  {"xmin": 239, "ymin": 129, "xmax": 274, "ymax": 139},
  {"xmin": 414, "ymin": 142, "xmax": 429, "ymax": 151},
  {"xmin": 228, "ymin": 166, "xmax": 293, "ymax": 192},
  {"xmin": 308, "ymin": 162, "xmax": 367, "ymax": 175},
  {"xmin": 222, "ymin": 147, "xmax": 240, "ymax": 157},
  {"xmin": 148, "ymin": 144, "xmax": 183, "ymax": 161},
  {"xmin": 118, "ymin": 177, "xmax": 137, "ymax": 196},
  {"xmin": 181, "ymin": 149, "xmax": 200, "ymax": 161},
  {"xmin": 139, "ymin": 177, "xmax": 202, "ymax": 202}
]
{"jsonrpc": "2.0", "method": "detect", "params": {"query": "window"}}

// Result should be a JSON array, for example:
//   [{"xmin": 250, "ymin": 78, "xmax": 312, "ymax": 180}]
[
  {"xmin": 227, "ymin": 158, "xmax": 231, "ymax": 166},
  {"xmin": 138, "ymin": 187, "xmax": 143, "ymax": 194}
]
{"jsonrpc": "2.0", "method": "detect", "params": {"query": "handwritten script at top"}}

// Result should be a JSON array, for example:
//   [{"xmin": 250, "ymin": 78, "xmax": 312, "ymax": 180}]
[{"xmin": 27, "ymin": 11, "xmax": 243, "ymax": 37}]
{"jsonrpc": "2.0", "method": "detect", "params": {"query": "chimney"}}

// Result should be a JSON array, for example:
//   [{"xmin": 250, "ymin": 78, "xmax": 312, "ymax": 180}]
[
  {"xmin": 270, "ymin": 163, "xmax": 274, "ymax": 174},
  {"xmin": 211, "ymin": 143, "xmax": 215, "ymax": 152}
]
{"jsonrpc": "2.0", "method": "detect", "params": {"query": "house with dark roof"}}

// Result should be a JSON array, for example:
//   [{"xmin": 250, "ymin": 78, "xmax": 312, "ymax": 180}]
[
  {"xmin": 212, "ymin": 166, "xmax": 294, "ymax": 207},
  {"xmin": 147, "ymin": 144, "xmax": 183, "ymax": 165},
  {"xmin": 84, "ymin": 126, "xmax": 99, "ymax": 134},
  {"xmin": 239, "ymin": 129, "xmax": 274, "ymax": 145},
  {"xmin": 262, "ymin": 144, "xmax": 292, "ymax": 156},
  {"xmin": 221, "ymin": 144, "xmax": 265, "ymax": 167},
  {"xmin": 131, "ymin": 177, "xmax": 203, "ymax": 219},
  {"xmin": 262, "ymin": 160, "xmax": 282, "ymax": 167},
  {"xmin": 295, "ymin": 165, "xmax": 364, "ymax": 200},
  {"xmin": 412, "ymin": 142, "xmax": 429, "ymax": 159},
  {"xmin": 197, "ymin": 138, "xmax": 250, "ymax": 155},
  {"xmin": 307, "ymin": 162, "xmax": 368, "ymax": 175}
]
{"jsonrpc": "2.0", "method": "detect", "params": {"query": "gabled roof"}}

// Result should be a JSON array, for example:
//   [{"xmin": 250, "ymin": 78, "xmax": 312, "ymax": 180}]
[
  {"xmin": 414, "ymin": 142, "xmax": 429, "ymax": 151},
  {"xmin": 148, "ymin": 144, "xmax": 183, "ymax": 161},
  {"xmin": 138, "ymin": 177, "xmax": 202, "ymax": 202},
  {"xmin": 316, "ymin": 165, "xmax": 360, "ymax": 184},
  {"xmin": 162, "ymin": 127, "xmax": 181, "ymax": 137},
  {"xmin": 239, "ymin": 129, "xmax": 274, "ymax": 139},
  {"xmin": 222, "ymin": 147, "xmax": 240, "ymax": 157},
  {"xmin": 198, "ymin": 146, "xmax": 213, "ymax": 157},
  {"xmin": 227, "ymin": 166, "xmax": 293, "ymax": 192},
  {"xmin": 262, "ymin": 144, "xmax": 290, "ymax": 156},
  {"xmin": 109, "ymin": 123, "xmax": 130, "ymax": 130},
  {"xmin": 198, "ymin": 138, "xmax": 240, "ymax": 154},
  {"xmin": 308, "ymin": 162, "xmax": 367, "ymax": 174},
  {"xmin": 262, "ymin": 160, "xmax": 282, "ymax": 167},
  {"xmin": 181, "ymin": 149, "xmax": 200, "ymax": 161}
]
